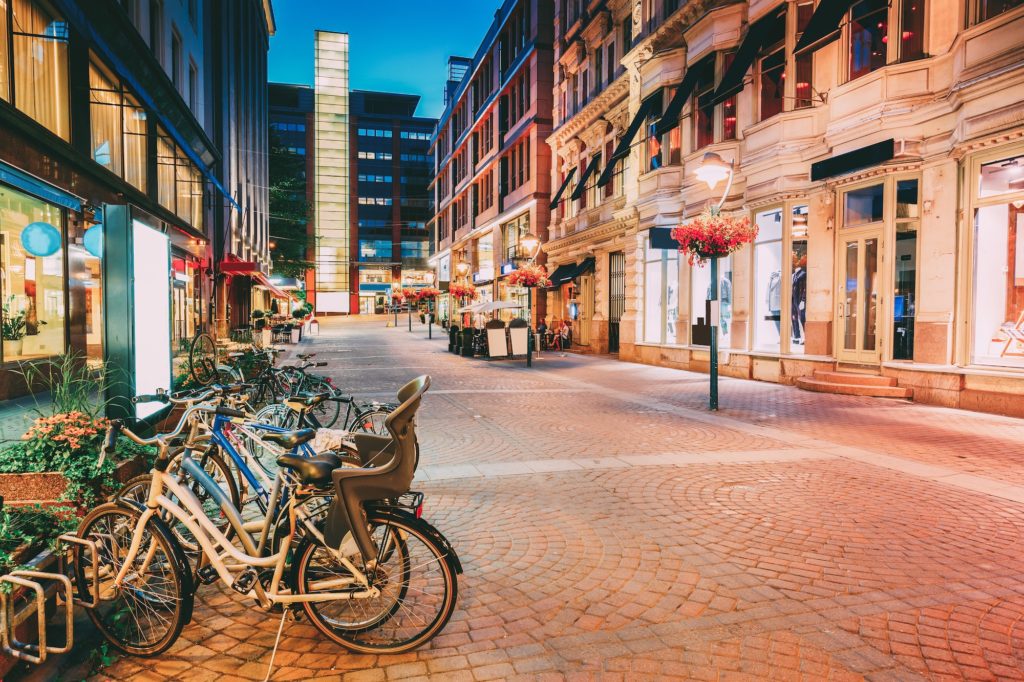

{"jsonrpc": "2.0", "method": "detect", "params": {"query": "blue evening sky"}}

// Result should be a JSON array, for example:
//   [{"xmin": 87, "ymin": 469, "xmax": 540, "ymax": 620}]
[{"xmin": 268, "ymin": 1, "xmax": 500, "ymax": 120}]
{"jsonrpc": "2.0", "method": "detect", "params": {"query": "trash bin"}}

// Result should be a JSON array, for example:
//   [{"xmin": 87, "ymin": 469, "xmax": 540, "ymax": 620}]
[
  {"xmin": 460, "ymin": 328, "xmax": 475, "ymax": 357},
  {"xmin": 449, "ymin": 325, "xmax": 460, "ymax": 353}
]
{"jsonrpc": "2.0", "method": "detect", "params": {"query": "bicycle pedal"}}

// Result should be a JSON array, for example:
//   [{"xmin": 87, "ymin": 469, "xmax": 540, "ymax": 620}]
[
  {"xmin": 197, "ymin": 565, "xmax": 219, "ymax": 585},
  {"xmin": 232, "ymin": 568, "xmax": 259, "ymax": 594}
]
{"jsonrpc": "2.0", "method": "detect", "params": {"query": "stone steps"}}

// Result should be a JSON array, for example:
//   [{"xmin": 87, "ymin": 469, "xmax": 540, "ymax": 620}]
[{"xmin": 795, "ymin": 370, "xmax": 913, "ymax": 399}]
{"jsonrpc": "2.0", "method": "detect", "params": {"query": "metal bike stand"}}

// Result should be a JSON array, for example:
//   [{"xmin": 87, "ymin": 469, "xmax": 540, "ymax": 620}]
[{"xmin": 0, "ymin": 533, "xmax": 101, "ymax": 665}]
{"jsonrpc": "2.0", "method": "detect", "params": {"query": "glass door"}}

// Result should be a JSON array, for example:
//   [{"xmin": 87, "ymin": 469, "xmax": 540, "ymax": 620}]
[{"xmin": 838, "ymin": 232, "xmax": 882, "ymax": 363}]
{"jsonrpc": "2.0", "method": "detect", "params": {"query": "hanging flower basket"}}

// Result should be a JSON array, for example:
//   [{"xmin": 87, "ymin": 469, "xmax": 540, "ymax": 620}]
[
  {"xmin": 449, "ymin": 283, "xmax": 478, "ymax": 300},
  {"xmin": 415, "ymin": 287, "xmax": 442, "ymax": 302},
  {"xmin": 507, "ymin": 263, "xmax": 551, "ymax": 288},
  {"xmin": 671, "ymin": 207, "xmax": 758, "ymax": 266}
]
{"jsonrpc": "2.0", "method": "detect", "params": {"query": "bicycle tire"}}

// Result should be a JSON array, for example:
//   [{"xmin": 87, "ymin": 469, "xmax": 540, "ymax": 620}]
[
  {"xmin": 351, "ymin": 407, "xmax": 390, "ymax": 436},
  {"xmin": 74, "ymin": 502, "xmax": 194, "ymax": 656},
  {"xmin": 189, "ymin": 333, "xmax": 218, "ymax": 386},
  {"xmin": 292, "ymin": 511, "xmax": 458, "ymax": 654}
]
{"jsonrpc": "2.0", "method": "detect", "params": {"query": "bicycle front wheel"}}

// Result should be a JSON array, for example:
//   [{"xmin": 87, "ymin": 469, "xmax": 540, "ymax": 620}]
[
  {"xmin": 352, "ymin": 407, "xmax": 390, "ymax": 436},
  {"xmin": 292, "ymin": 512, "xmax": 457, "ymax": 654},
  {"xmin": 74, "ymin": 502, "xmax": 193, "ymax": 656},
  {"xmin": 189, "ymin": 333, "xmax": 218, "ymax": 386}
]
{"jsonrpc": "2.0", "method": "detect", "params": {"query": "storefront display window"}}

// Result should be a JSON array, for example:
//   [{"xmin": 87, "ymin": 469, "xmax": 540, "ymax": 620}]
[
  {"xmin": 80, "ymin": 222, "xmax": 103, "ymax": 368},
  {"xmin": 791, "ymin": 206, "xmax": 809, "ymax": 353},
  {"xmin": 893, "ymin": 181, "xmax": 919, "ymax": 360},
  {"xmin": 0, "ymin": 184, "xmax": 66, "ymax": 363},
  {"xmin": 972, "ymin": 154, "xmax": 1024, "ymax": 368},
  {"xmin": 10, "ymin": 0, "xmax": 70, "ymax": 140},
  {"xmin": 844, "ymin": 183, "xmax": 884, "ymax": 227},
  {"xmin": 643, "ymin": 239, "xmax": 679, "ymax": 344},
  {"xmin": 691, "ymin": 255, "xmax": 732, "ymax": 346},
  {"xmin": 89, "ymin": 58, "xmax": 148, "ymax": 192},
  {"xmin": 753, "ymin": 209, "xmax": 783, "ymax": 351},
  {"xmin": 472, "ymin": 236, "xmax": 494, "ymax": 283}
]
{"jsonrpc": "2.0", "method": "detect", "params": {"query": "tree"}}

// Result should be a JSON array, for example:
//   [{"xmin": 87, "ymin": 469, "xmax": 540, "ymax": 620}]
[{"xmin": 268, "ymin": 130, "xmax": 314, "ymax": 278}]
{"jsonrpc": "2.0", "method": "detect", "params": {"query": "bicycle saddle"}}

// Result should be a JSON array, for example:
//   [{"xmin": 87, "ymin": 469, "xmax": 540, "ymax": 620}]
[
  {"xmin": 277, "ymin": 451, "xmax": 342, "ymax": 488},
  {"xmin": 262, "ymin": 428, "xmax": 316, "ymax": 448},
  {"xmin": 284, "ymin": 392, "xmax": 329, "ymax": 410}
]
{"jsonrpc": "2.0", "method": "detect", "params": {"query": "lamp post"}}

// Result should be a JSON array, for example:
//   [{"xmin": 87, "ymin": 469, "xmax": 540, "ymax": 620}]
[
  {"xmin": 455, "ymin": 260, "xmax": 470, "ymax": 327},
  {"xmin": 693, "ymin": 151, "xmax": 735, "ymax": 411},
  {"xmin": 519, "ymin": 232, "xmax": 542, "ymax": 368}
]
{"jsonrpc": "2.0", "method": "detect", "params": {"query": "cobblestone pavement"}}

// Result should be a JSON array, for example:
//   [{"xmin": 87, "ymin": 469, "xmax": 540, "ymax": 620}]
[{"xmin": 92, "ymin": 316, "xmax": 1024, "ymax": 681}]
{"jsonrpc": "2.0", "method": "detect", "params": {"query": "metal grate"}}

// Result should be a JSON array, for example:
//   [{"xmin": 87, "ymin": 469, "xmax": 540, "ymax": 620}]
[{"xmin": 608, "ymin": 251, "xmax": 625, "ymax": 352}]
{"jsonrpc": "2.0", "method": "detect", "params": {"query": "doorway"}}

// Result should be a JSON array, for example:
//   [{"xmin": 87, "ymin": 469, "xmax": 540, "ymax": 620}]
[
  {"xmin": 608, "ymin": 251, "xmax": 624, "ymax": 353},
  {"xmin": 837, "ymin": 231, "xmax": 882, "ymax": 364}
]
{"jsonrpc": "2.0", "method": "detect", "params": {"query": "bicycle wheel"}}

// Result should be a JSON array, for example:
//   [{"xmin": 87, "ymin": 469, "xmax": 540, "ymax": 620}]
[
  {"xmin": 352, "ymin": 407, "xmax": 390, "ymax": 436},
  {"xmin": 74, "ymin": 502, "xmax": 193, "ymax": 656},
  {"xmin": 116, "ymin": 447, "xmax": 239, "ymax": 560},
  {"xmin": 250, "ymin": 404, "xmax": 298, "ymax": 476},
  {"xmin": 292, "ymin": 512, "xmax": 458, "ymax": 654},
  {"xmin": 189, "ymin": 333, "xmax": 218, "ymax": 386},
  {"xmin": 305, "ymin": 380, "xmax": 341, "ymax": 427}
]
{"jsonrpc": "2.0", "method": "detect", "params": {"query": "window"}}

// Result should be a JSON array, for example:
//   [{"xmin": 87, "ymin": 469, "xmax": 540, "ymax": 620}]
[
  {"xmin": 0, "ymin": 184, "xmax": 66, "ymax": 363},
  {"xmin": 644, "ymin": 240, "xmax": 680, "ymax": 344},
  {"xmin": 358, "ymin": 128, "xmax": 392, "ymax": 138},
  {"xmin": 893, "ymin": 182, "xmax": 918, "ymax": 360},
  {"xmin": 400, "ymin": 131, "xmax": 431, "ymax": 140},
  {"xmin": 899, "ymin": 0, "xmax": 926, "ymax": 61},
  {"xmin": 150, "ymin": 0, "xmax": 164, "ymax": 62},
  {"xmin": 170, "ymin": 28, "xmax": 182, "ymax": 90},
  {"xmin": 156, "ymin": 125, "xmax": 202, "ymax": 225},
  {"xmin": 794, "ymin": 1, "xmax": 815, "ymax": 108},
  {"xmin": 595, "ymin": 48, "xmax": 603, "ymax": 91},
  {"xmin": 358, "ymin": 174, "xmax": 392, "ymax": 183},
  {"xmin": 692, "ymin": 56, "xmax": 716, "ymax": 150},
  {"xmin": 622, "ymin": 16, "xmax": 632, "ymax": 51},
  {"xmin": 844, "ymin": 184, "xmax": 884, "ymax": 226},
  {"xmin": 188, "ymin": 60, "xmax": 198, "ymax": 110},
  {"xmin": 644, "ymin": 92, "xmax": 664, "ymax": 172},
  {"xmin": 358, "ymin": 197, "xmax": 393, "ymax": 206},
  {"xmin": 401, "ymin": 241, "xmax": 428, "ymax": 261},
  {"xmin": 502, "ymin": 213, "xmax": 529, "ymax": 263},
  {"xmin": 753, "ymin": 209, "xmax": 784, "ymax": 350},
  {"xmin": 971, "ymin": 154, "xmax": 1024, "ymax": 368},
  {"xmin": 359, "ymin": 240, "xmax": 393, "ymax": 261},
  {"xmin": 758, "ymin": 11, "xmax": 786, "ymax": 122},
  {"xmin": 849, "ymin": 0, "xmax": 888, "ymax": 79},
  {"xmin": 606, "ymin": 41, "xmax": 616, "ymax": 83},
  {"xmin": 7, "ymin": 0, "xmax": 70, "ymax": 140},
  {"xmin": 691, "ymin": 255, "xmax": 733, "ymax": 346},
  {"xmin": 791, "ymin": 205, "xmax": 809, "ymax": 353},
  {"xmin": 977, "ymin": 0, "xmax": 1024, "ymax": 20},
  {"xmin": 88, "ymin": 59, "xmax": 147, "ymax": 192},
  {"xmin": 188, "ymin": 0, "xmax": 197, "ymax": 27}
]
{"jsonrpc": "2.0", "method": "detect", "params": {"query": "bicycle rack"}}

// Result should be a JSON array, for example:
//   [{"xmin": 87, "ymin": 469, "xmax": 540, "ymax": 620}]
[{"xmin": 0, "ymin": 533, "xmax": 101, "ymax": 666}]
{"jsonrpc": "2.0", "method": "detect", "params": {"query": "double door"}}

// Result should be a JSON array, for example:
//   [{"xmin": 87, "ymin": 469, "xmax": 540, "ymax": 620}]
[{"xmin": 837, "ymin": 229, "xmax": 882, "ymax": 364}]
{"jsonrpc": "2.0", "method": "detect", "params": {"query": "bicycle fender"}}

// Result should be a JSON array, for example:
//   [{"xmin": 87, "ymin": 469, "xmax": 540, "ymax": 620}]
[{"xmin": 370, "ymin": 508, "xmax": 464, "ymax": 575}]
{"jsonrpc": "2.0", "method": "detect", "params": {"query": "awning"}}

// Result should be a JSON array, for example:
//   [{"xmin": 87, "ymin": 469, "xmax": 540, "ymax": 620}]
[
  {"xmin": 596, "ymin": 96, "xmax": 660, "ymax": 188},
  {"xmin": 254, "ymin": 272, "xmax": 291, "ymax": 300},
  {"xmin": 577, "ymin": 257, "xmax": 595, "ymax": 275},
  {"xmin": 220, "ymin": 259, "xmax": 291, "ymax": 300},
  {"xmin": 0, "ymin": 161, "xmax": 83, "ymax": 212},
  {"xmin": 794, "ymin": 0, "xmax": 858, "ymax": 56},
  {"xmin": 648, "ymin": 227, "xmax": 679, "ymax": 250},
  {"xmin": 810, "ymin": 139, "xmax": 895, "ymax": 181},
  {"xmin": 547, "ymin": 263, "xmax": 578, "ymax": 285},
  {"xmin": 711, "ymin": 7, "xmax": 786, "ymax": 106},
  {"xmin": 652, "ymin": 68, "xmax": 702, "ymax": 138},
  {"xmin": 569, "ymin": 155, "xmax": 602, "ymax": 201},
  {"xmin": 548, "ymin": 166, "xmax": 577, "ymax": 209}
]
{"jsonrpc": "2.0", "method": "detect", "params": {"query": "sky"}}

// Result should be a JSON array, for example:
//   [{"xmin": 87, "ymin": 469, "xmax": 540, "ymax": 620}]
[{"xmin": 268, "ymin": 1, "xmax": 501, "ymax": 120}]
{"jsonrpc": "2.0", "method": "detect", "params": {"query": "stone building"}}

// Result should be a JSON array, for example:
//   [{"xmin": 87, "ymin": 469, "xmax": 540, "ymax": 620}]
[{"xmin": 545, "ymin": 0, "xmax": 1024, "ymax": 415}]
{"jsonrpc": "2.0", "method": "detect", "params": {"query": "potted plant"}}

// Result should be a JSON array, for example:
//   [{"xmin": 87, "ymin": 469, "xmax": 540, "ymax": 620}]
[
  {"xmin": 2, "ymin": 298, "xmax": 26, "ymax": 359},
  {"xmin": 670, "ymin": 207, "xmax": 758, "ymax": 266},
  {"xmin": 252, "ymin": 309, "xmax": 266, "ymax": 331},
  {"xmin": 507, "ymin": 263, "xmax": 552, "ymax": 288}
]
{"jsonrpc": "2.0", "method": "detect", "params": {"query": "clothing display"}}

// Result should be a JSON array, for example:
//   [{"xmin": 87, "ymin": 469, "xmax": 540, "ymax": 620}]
[{"xmin": 791, "ymin": 266, "xmax": 806, "ymax": 344}]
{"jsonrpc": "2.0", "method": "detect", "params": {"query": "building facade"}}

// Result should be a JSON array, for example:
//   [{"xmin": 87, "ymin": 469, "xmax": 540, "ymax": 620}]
[
  {"xmin": 351, "ymin": 91, "xmax": 435, "ymax": 314},
  {"xmin": 0, "ymin": 0, "xmax": 272, "ymax": 402},
  {"xmin": 430, "ymin": 0, "xmax": 556, "ymax": 326},
  {"xmin": 545, "ymin": 0, "xmax": 1024, "ymax": 415}
]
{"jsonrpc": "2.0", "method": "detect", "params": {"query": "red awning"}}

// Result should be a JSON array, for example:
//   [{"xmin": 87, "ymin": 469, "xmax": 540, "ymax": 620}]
[{"xmin": 219, "ymin": 259, "xmax": 291, "ymax": 300}]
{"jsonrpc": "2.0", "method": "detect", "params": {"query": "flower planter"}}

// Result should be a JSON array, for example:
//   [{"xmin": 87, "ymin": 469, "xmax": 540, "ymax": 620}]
[
  {"xmin": 3, "ymin": 338, "xmax": 23, "ymax": 357},
  {"xmin": 0, "ymin": 456, "xmax": 147, "ymax": 508}
]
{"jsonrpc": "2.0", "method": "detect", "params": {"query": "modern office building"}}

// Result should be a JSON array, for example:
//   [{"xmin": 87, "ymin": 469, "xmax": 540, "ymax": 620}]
[
  {"xmin": 351, "ymin": 90, "xmax": 435, "ymax": 314},
  {"xmin": 544, "ymin": 0, "xmax": 1024, "ymax": 415},
  {"xmin": 0, "ymin": 0, "xmax": 273, "ymax": 403},
  {"xmin": 429, "ymin": 0, "xmax": 556, "ymax": 326}
]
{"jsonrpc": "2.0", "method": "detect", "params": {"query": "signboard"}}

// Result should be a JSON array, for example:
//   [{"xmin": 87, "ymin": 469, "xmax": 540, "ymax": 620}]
[
  {"xmin": 132, "ymin": 221, "xmax": 172, "ymax": 420},
  {"xmin": 438, "ymin": 254, "xmax": 451, "ymax": 283}
]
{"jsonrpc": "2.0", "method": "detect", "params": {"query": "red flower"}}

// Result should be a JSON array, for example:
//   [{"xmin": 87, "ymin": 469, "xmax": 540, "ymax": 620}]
[
  {"xmin": 449, "ymin": 283, "xmax": 478, "ymax": 300},
  {"xmin": 670, "ymin": 207, "xmax": 757, "ymax": 266},
  {"xmin": 415, "ymin": 287, "xmax": 442, "ymax": 301},
  {"xmin": 507, "ymin": 263, "xmax": 551, "ymax": 288}
]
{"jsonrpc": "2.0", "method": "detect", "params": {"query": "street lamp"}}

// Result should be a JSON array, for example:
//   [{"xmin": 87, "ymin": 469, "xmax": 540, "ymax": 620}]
[
  {"xmin": 455, "ymin": 260, "xmax": 470, "ymax": 277},
  {"xmin": 519, "ymin": 232, "xmax": 542, "ymax": 367},
  {"xmin": 695, "ymin": 152, "xmax": 735, "ymax": 411}
]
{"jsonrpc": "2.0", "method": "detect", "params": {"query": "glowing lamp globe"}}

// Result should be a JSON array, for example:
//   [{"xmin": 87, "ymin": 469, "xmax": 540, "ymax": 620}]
[
  {"xmin": 84, "ymin": 225, "xmax": 104, "ymax": 259},
  {"xmin": 694, "ymin": 152, "xmax": 733, "ymax": 191},
  {"xmin": 20, "ymin": 222, "xmax": 62, "ymax": 257},
  {"xmin": 520, "ymin": 232, "xmax": 542, "ymax": 260}
]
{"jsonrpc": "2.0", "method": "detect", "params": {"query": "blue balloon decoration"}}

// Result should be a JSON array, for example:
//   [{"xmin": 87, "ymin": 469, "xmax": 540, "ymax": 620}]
[
  {"xmin": 20, "ymin": 222, "xmax": 62, "ymax": 257},
  {"xmin": 84, "ymin": 225, "xmax": 103, "ymax": 259}
]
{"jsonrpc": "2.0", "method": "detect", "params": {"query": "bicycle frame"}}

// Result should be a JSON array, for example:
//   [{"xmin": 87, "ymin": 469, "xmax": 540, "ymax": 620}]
[{"xmin": 115, "ymin": 455, "xmax": 375, "ymax": 608}]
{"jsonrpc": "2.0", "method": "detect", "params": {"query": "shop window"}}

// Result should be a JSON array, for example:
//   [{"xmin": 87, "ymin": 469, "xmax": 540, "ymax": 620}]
[
  {"xmin": 88, "ymin": 60, "xmax": 148, "ymax": 192},
  {"xmin": 124, "ymin": 94, "xmax": 147, "ymax": 191},
  {"xmin": 644, "ymin": 91, "xmax": 664, "ymax": 172},
  {"xmin": 10, "ymin": 0, "xmax": 70, "ymax": 140},
  {"xmin": 900, "ymin": 0, "xmax": 926, "ymax": 61},
  {"xmin": 82, "ymin": 226, "xmax": 103, "ymax": 368},
  {"xmin": 844, "ymin": 183, "xmax": 884, "ymax": 226},
  {"xmin": 0, "ymin": 184, "xmax": 66, "ymax": 363},
  {"xmin": 757, "ymin": 12, "xmax": 786, "ymax": 122},
  {"xmin": 644, "ymin": 240, "xmax": 679, "ymax": 344},
  {"xmin": 753, "ymin": 209, "xmax": 783, "ymax": 350},
  {"xmin": 849, "ymin": 0, "xmax": 888, "ymax": 80},
  {"xmin": 794, "ymin": 2, "xmax": 815, "ymax": 108},
  {"xmin": 972, "ymin": 155, "xmax": 1024, "ymax": 368},
  {"xmin": 692, "ymin": 57, "xmax": 716, "ymax": 150},
  {"xmin": 791, "ymin": 205, "xmax": 809, "ymax": 353},
  {"xmin": 157, "ymin": 130, "xmax": 177, "ymax": 213},
  {"xmin": 893, "ymin": 180, "xmax": 919, "ymax": 360},
  {"xmin": 691, "ymin": 255, "xmax": 732, "ymax": 346}
]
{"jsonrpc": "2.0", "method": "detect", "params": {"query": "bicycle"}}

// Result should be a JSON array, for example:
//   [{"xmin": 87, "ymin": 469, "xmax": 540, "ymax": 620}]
[{"xmin": 74, "ymin": 376, "xmax": 460, "ymax": 657}]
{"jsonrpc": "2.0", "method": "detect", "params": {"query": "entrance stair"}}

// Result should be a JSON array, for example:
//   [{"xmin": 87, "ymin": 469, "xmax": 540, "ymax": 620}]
[{"xmin": 795, "ymin": 370, "xmax": 913, "ymax": 399}]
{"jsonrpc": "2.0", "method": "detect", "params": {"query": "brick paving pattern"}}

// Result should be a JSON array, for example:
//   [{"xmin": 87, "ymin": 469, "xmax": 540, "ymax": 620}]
[{"xmin": 88, "ymin": 316, "xmax": 1024, "ymax": 681}]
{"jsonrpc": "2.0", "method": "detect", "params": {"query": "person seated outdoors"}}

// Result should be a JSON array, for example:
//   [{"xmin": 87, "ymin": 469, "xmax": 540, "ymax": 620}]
[
  {"xmin": 559, "ymin": 320, "xmax": 571, "ymax": 352},
  {"xmin": 536, "ymin": 319, "xmax": 548, "ymax": 350}
]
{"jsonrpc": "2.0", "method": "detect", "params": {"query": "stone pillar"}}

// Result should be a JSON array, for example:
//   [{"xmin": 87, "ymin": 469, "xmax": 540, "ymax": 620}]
[
  {"xmin": 619, "ymin": 222, "xmax": 642, "ymax": 355},
  {"xmin": 914, "ymin": 159, "xmax": 958, "ymax": 364},
  {"xmin": 804, "ymin": 190, "xmax": 835, "ymax": 357}
]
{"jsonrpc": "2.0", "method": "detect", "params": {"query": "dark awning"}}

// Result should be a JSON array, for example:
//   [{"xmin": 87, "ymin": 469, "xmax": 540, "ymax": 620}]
[
  {"xmin": 547, "ymin": 263, "xmax": 578, "ymax": 286},
  {"xmin": 548, "ymin": 166, "xmax": 577, "ymax": 209},
  {"xmin": 569, "ymin": 156, "xmax": 602, "ymax": 201},
  {"xmin": 810, "ymin": 139, "xmax": 895, "ymax": 181},
  {"xmin": 710, "ymin": 7, "xmax": 786, "ymax": 106},
  {"xmin": 596, "ymin": 96, "xmax": 659, "ymax": 188},
  {"xmin": 794, "ymin": 0, "xmax": 858, "ymax": 56},
  {"xmin": 652, "ymin": 68, "xmax": 702, "ymax": 138},
  {"xmin": 576, "ymin": 257, "xmax": 595, "ymax": 275},
  {"xmin": 648, "ymin": 227, "xmax": 678, "ymax": 250}
]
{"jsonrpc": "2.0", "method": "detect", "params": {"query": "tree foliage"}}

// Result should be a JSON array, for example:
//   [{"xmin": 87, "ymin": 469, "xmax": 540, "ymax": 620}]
[{"xmin": 269, "ymin": 130, "xmax": 314, "ymax": 278}]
